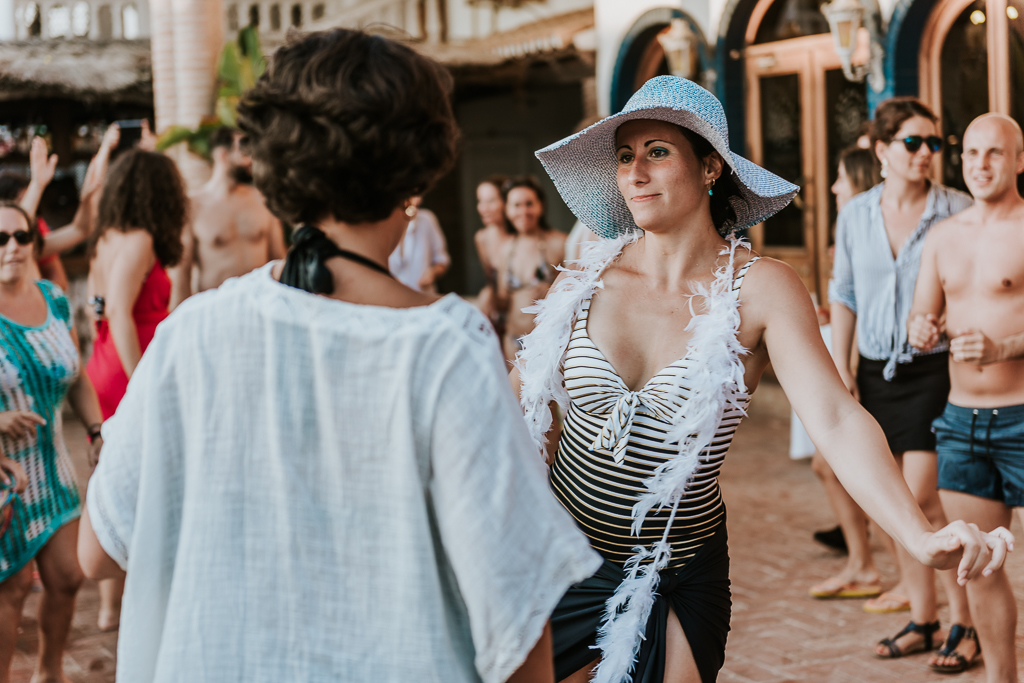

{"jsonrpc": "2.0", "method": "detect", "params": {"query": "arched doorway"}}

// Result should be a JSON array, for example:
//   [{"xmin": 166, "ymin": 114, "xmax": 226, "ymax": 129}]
[
  {"xmin": 742, "ymin": 0, "xmax": 871, "ymax": 301},
  {"xmin": 917, "ymin": 0, "xmax": 1024, "ymax": 190},
  {"xmin": 610, "ymin": 8, "xmax": 711, "ymax": 113}
]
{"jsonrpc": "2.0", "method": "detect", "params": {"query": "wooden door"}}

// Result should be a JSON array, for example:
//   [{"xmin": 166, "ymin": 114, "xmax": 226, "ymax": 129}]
[{"xmin": 744, "ymin": 32, "xmax": 869, "ymax": 303}]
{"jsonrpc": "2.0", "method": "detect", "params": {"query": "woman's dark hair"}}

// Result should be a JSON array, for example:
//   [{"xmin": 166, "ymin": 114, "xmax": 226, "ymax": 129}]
[
  {"xmin": 501, "ymin": 175, "xmax": 551, "ymax": 231},
  {"xmin": 676, "ymin": 126, "xmax": 744, "ymax": 235},
  {"xmin": 0, "ymin": 172, "xmax": 30, "ymax": 202},
  {"xmin": 236, "ymin": 29, "xmax": 459, "ymax": 293},
  {"xmin": 91, "ymin": 149, "xmax": 187, "ymax": 267},
  {"xmin": 839, "ymin": 146, "xmax": 881, "ymax": 195},
  {"xmin": 870, "ymin": 97, "xmax": 938, "ymax": 151},
  {"xmin": 0, "ymin": 201, "xmax": 41, "ymax": 254}
]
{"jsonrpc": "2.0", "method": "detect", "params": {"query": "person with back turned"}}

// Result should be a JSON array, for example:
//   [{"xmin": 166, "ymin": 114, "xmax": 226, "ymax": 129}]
[{"xmin": 76, "ymin": 28, "xmax": 600, "ymax": 683}]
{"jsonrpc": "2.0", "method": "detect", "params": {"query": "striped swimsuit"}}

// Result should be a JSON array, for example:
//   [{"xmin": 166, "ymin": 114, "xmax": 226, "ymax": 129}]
[
  {"xmin": 550, "ymin": 257, "xmax": 756, "ymax": 569},
  {"xmin": 0, "ymin": 281, "xmax": 81, "ymax": 582}
]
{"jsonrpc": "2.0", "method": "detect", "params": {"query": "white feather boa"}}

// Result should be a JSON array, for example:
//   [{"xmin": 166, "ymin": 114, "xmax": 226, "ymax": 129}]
[{"xmin": 515, "ymin": 235, "xmax": 751, "ymax": 683}]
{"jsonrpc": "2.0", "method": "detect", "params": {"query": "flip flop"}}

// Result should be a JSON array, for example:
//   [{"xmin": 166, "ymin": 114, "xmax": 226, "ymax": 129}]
[
  {"xmin": 864, "ymin": 591, "xmax": 911, "ymax": 613},
  {"xmin": 809, "ymin": 578, "xmax": 882, "ymax": 599}
]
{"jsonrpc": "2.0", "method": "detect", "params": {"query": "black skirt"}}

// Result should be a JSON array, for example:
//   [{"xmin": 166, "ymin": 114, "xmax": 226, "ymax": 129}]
[
  {"xmin": 552, "ymin": 521, "xmax": 731, "ymax": 683},
  {"xmin": 857, "ymin": 352, "xmax": 950, "ymax": 453}
]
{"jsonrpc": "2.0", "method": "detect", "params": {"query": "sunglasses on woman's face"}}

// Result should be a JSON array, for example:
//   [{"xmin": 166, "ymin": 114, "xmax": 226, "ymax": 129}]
[
  {"xmin": 900, "ymin": 135, "xmax": 943, "ymax": 153},
  {"xmin": 0, "ymin": 230, "xmax": 33, "ymax": 247}
]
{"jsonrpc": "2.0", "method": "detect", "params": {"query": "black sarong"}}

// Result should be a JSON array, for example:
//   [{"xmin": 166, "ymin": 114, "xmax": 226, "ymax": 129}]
[{"xmin": 552, "ymin": 521, "xmax": 731, "ymax": 683}]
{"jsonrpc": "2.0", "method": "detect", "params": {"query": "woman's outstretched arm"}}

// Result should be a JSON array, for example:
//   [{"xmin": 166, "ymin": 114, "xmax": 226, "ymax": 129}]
[{"xmin": 747, "ymin": 258, "xmax": 1011, "ymax": 583}]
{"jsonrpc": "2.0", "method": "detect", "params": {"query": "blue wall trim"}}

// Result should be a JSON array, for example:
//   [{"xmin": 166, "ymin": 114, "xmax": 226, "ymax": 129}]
[
  {"xmin": 883, "ymin": 0, "xmax": 938, "ymax": 111},
  {"xmin": 715, "ymin": 0, "xmax": 761, "ymax": 155}
]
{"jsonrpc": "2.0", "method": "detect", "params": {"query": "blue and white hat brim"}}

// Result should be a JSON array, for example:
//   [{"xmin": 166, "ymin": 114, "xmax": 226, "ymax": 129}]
[{"xmin": 535, "ymin": 76, "xmax": 800, "ymax": 239}]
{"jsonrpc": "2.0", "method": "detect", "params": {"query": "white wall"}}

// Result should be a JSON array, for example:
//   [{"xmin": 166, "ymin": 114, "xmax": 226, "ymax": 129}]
[{"xmin": 446, "ymin": 0, "xmax": 592, "ymax": 41}]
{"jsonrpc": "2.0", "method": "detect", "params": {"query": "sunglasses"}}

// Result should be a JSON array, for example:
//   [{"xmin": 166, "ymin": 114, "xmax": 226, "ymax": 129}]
[
  {"xmin": 0, "ymin": 230, "xmax": 33, "ymax": 247},
  {"xmin": 900, "ymin": 135, "xmax": 943, "ymax": 153}
]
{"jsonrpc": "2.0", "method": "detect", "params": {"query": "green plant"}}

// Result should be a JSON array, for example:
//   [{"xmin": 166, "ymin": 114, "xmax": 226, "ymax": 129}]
[{"xmin": 156, "ymin": 25, "xmax": 266, "ymax": 158}]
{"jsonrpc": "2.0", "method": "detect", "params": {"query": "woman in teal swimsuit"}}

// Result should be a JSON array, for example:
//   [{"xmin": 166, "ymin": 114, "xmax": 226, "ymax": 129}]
[{"xmin": 0, "ymin": 202, "xmax": 104, "ymax": 683}]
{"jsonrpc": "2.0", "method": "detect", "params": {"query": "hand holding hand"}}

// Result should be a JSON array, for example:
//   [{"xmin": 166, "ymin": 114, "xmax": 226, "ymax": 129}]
[
  {"xmin": 950, "ymin": 329, "xmax": 1002, "ymax": 365},
  {"xmin": 29, "ymin": 137, "xmax": 58, "ymax": 189},
  {"xmin": 0, "ymin": 456, "xmax": 27, "ymax": 494},
  {"xmin": 0, "ymin": 410, "xmax": 46, "ymax": 439},
  {"xmin": 908, "ymin": 313, "xmax": 942, "ymax": 351},
  {"xmin": 916, "ymin": 521, "xmax": 1013, "ymax": 585}
]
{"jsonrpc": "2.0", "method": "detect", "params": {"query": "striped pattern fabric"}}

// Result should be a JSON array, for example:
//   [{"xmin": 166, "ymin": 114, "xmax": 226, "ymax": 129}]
[
  {"xmin": 550, "ymin": 258, "xmax": 756, "ymax": 569},
  {"xmin": 0, "ymin": 280, "xmax": 81, "ymax": 581}
]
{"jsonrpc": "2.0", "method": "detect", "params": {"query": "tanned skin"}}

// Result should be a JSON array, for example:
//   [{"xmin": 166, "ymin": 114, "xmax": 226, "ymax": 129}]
[
  {"xmin": 171, "ymin": 132, "xmax": 285, "ymax": 307},
  {"xmin": 909, "ymin": 113, "xmax": 1024, "ymax": 683}
]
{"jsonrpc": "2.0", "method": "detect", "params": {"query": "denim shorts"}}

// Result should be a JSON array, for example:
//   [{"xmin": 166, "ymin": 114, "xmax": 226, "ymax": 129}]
[{"xmin": 933, "ymin": 402, "xmax": 1024, "ymax": 507}]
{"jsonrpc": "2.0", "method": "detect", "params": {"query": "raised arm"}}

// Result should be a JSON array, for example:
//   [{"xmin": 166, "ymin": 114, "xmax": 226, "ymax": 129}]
[
  {"xmin": 907, "ymin": 230, "xmax": 945, "ymax": 352},
  {"xmin": 21, "ymin": 137, "xmax": 58, "ymax": 219},
  {"xmin": 753, "ymin": 260, "xmax": 1010, "ymax": 582}
]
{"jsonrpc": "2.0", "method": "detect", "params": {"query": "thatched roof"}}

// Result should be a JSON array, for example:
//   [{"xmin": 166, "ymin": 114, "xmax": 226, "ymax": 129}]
[{"xmin": 0, "ymin": 39, "xmax": 151, "ymax": 103}]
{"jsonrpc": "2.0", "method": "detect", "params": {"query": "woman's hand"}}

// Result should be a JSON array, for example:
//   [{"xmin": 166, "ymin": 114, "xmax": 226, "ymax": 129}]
[
  {"xmin": 0, "ymin": 456, "xmax": 27, "ymax": 494},
  {"xmin": 913, "ymin": 521, "xmax": 1014, "ymax": 585},
  {"xmin": 29, "ymin": 137, "xmax": 58, "ymax": 190},
  {"xmin": 0, "ymin": 410, "xmax": 46, "ymax": 439},
  {"xmin": 88, "ymin": 436, "xmax": 103, "ymax": 468}
]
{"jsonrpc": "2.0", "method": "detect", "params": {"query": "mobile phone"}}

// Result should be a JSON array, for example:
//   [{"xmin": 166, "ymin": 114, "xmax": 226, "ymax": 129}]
[{"xmin": 112, "ymin": 119, "xmax": 147, "ymax": 155}]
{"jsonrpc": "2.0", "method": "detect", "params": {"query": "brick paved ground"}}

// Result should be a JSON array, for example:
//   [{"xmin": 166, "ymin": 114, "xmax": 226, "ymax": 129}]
[{"xmin": 11, "ymin": 381, "xmax": 1024, "ymax": 682}]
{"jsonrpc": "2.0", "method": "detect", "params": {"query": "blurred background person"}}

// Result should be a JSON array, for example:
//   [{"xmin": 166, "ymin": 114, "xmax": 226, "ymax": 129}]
[
  {"xmin": 84, "ymin": 148, "xmax": 188, "ymax": 631},
  {"xmin": 472, "ymin": 175, "xmax": 512, "ymax": 335},
  {"xmin": 171, "ymin": 127, "xmax": 285, "ymax": 308},
  {"xmin": 388, "ymin": 195, "xmax": 449, "ymax": 293},
  {"xmin": 0, "ymin": 202, "xmax": 104, "ymax": 683},
  {"xmin": 829, "ymin": 97, "xmax": 976, "ymax": 665},
  {"xmin": 495, "ymin": 176, "xmax": 566, "ymax": 361},
  {"xmin": 804, "ymin": 147, "xmax": 886, "ymax": 600}
]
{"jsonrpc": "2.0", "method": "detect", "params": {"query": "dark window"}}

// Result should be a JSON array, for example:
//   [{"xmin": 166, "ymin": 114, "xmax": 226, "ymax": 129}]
[
  {"xmin": 291, "ymin": 4, "xmax": 302, "ymax": 27},
  {"xmin": 312, "ymin": 3, "xmax": 325, "ymax": 21},
  {"xmin": 759, "ymin": 73, "xmax": 805, "ymax": 246},
  {"xmin": 754, "ymin": 0, "xmax": 829, "ymax": 44},
  {"xmin": 227, "ymin": 4, "xmax": 239, "ymax": 31},
  {"xmin": 941, "ymin": 0, "xmax": 989, "ymax": 192},
  {"xmin": 249, "ymin": 4, "xmax": 260, "ymax": 27},
  {"xmin": 270, "ymin": 4, "xmax": 281, "ymax": 30},
  {"xmin": 96, "ymin": 4, "xmax": 111, "ymax": 39}
]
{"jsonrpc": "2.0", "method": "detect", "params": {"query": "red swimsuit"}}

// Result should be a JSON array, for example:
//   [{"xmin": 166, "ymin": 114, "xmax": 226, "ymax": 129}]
[{"xmin": 86, "ymin": 262, "xmax": 170, "ymax": 419}]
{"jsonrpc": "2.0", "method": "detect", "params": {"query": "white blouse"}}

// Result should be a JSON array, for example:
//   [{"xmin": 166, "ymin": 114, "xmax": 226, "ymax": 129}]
[{"xmin": 87, "ymin": 264, "xmax": 600, "ymax": 683}]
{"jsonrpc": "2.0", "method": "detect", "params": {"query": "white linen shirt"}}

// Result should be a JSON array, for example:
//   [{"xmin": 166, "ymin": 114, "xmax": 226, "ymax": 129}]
[
  {"xmin": 389, "ymin": 208, "xmax": 450, "ymax": 291},
  {"xmin": 87, "ymin": 264, "xmax": 601, "ymax": 683}
]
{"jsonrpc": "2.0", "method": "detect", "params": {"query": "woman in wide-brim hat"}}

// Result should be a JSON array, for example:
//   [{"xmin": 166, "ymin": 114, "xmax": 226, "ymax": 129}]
[{"xmin": 511, "ymin": 76, "xmax": 1011, "ymax": 683}]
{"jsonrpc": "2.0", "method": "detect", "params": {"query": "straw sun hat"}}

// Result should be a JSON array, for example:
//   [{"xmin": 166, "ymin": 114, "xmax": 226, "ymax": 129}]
[{"xmin": 536, "ymin": 75, "xmax": 799, "ymax": 238}]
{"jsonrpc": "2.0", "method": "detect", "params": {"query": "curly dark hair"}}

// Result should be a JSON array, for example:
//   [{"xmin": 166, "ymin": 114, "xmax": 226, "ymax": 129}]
[
  {"xmin": 236, "ymin": 29, "xmax": 459, "ymax": 227},
  {"xmin": 0, "ymin": 201, "xmax": 42, "ymax": 254},
  {"xmin": 870, "ymin": 97, "xmax": 938, "ymax": 150},
  {"xmin": 676, "ymin": 126, "xmax": 745, "ymax": 235},
  {"xmin": 91, "ymin": 149, "xmax": 187, "ymax": 267},
  {"xmin": 501, "ymin": 175, "xmax": 552, "ymax": 231}
]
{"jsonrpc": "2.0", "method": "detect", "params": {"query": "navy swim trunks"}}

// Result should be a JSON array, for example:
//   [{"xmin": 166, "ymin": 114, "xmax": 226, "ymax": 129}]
[{"xmin": 934, "ymin": 402, "xmax": 1024, "ymax": 507}]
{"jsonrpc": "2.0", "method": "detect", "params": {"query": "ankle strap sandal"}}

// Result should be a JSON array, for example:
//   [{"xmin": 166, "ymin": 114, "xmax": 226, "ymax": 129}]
[
  {"xmin": 929, "ymin": 624, "xmax": 980, "ymax": 673},
  {"xmin": 875, "ymin": 620, "xmax": 940, "ymax": 659}
]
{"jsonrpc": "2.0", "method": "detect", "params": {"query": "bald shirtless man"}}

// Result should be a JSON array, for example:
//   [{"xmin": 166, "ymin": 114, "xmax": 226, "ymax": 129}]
[
  {"xmin": 909, "ymin": 113, "xmax": 1024, "ymax": 682},
  {"xmin": 171, "ymin": 127, "xmax": 285, "ymax": 306}
]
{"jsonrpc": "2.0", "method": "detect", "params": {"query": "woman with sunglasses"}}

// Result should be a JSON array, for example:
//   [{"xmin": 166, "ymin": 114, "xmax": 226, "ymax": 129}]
[
  {"xmin": 829, "ymin": 97, "xmax": 977, "ymax": 669},
  {"xmin": 0, "ymin": 202, "xmax": 104, "ymax": 683}
]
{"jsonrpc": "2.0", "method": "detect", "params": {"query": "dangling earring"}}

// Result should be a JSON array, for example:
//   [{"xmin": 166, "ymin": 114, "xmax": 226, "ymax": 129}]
[
  {"xmin": 405, "ymin": 202, "xmax": 418, "ymax": 219},
  {"xmin": 880, "ymin": 158, "xmax": 888, "ymax": 180},
  {"xmin": 708, "ymin": 178, "xmax": 716, "ymax": 196}
]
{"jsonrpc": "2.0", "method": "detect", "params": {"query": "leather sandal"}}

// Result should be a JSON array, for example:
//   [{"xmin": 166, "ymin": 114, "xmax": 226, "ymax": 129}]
[
  {"xmin": 929, "ymin": 624, "xmax": 980, "ymax": 673},
  {"xmin": 874, "ymin": 620, "xmax": 940, "ymax": 659}
]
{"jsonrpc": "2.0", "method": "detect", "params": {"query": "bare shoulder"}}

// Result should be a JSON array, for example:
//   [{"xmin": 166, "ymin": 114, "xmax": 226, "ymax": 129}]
[
  {"xmin": 548, "ymin": 229, "xmax": 568, "ymax": 246},
  {"xmin": 927, "ymin": 209, "xmax": 974, "ymax": 245},
  {"xmin": 740, "ymin": 256, "xmax": 811, "ymax": 311}
]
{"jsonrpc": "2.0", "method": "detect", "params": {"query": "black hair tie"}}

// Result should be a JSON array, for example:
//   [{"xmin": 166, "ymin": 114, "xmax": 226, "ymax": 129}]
[{"xmin": 280, "ymin": 225, "xmax": 393, "ymax": 294}]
